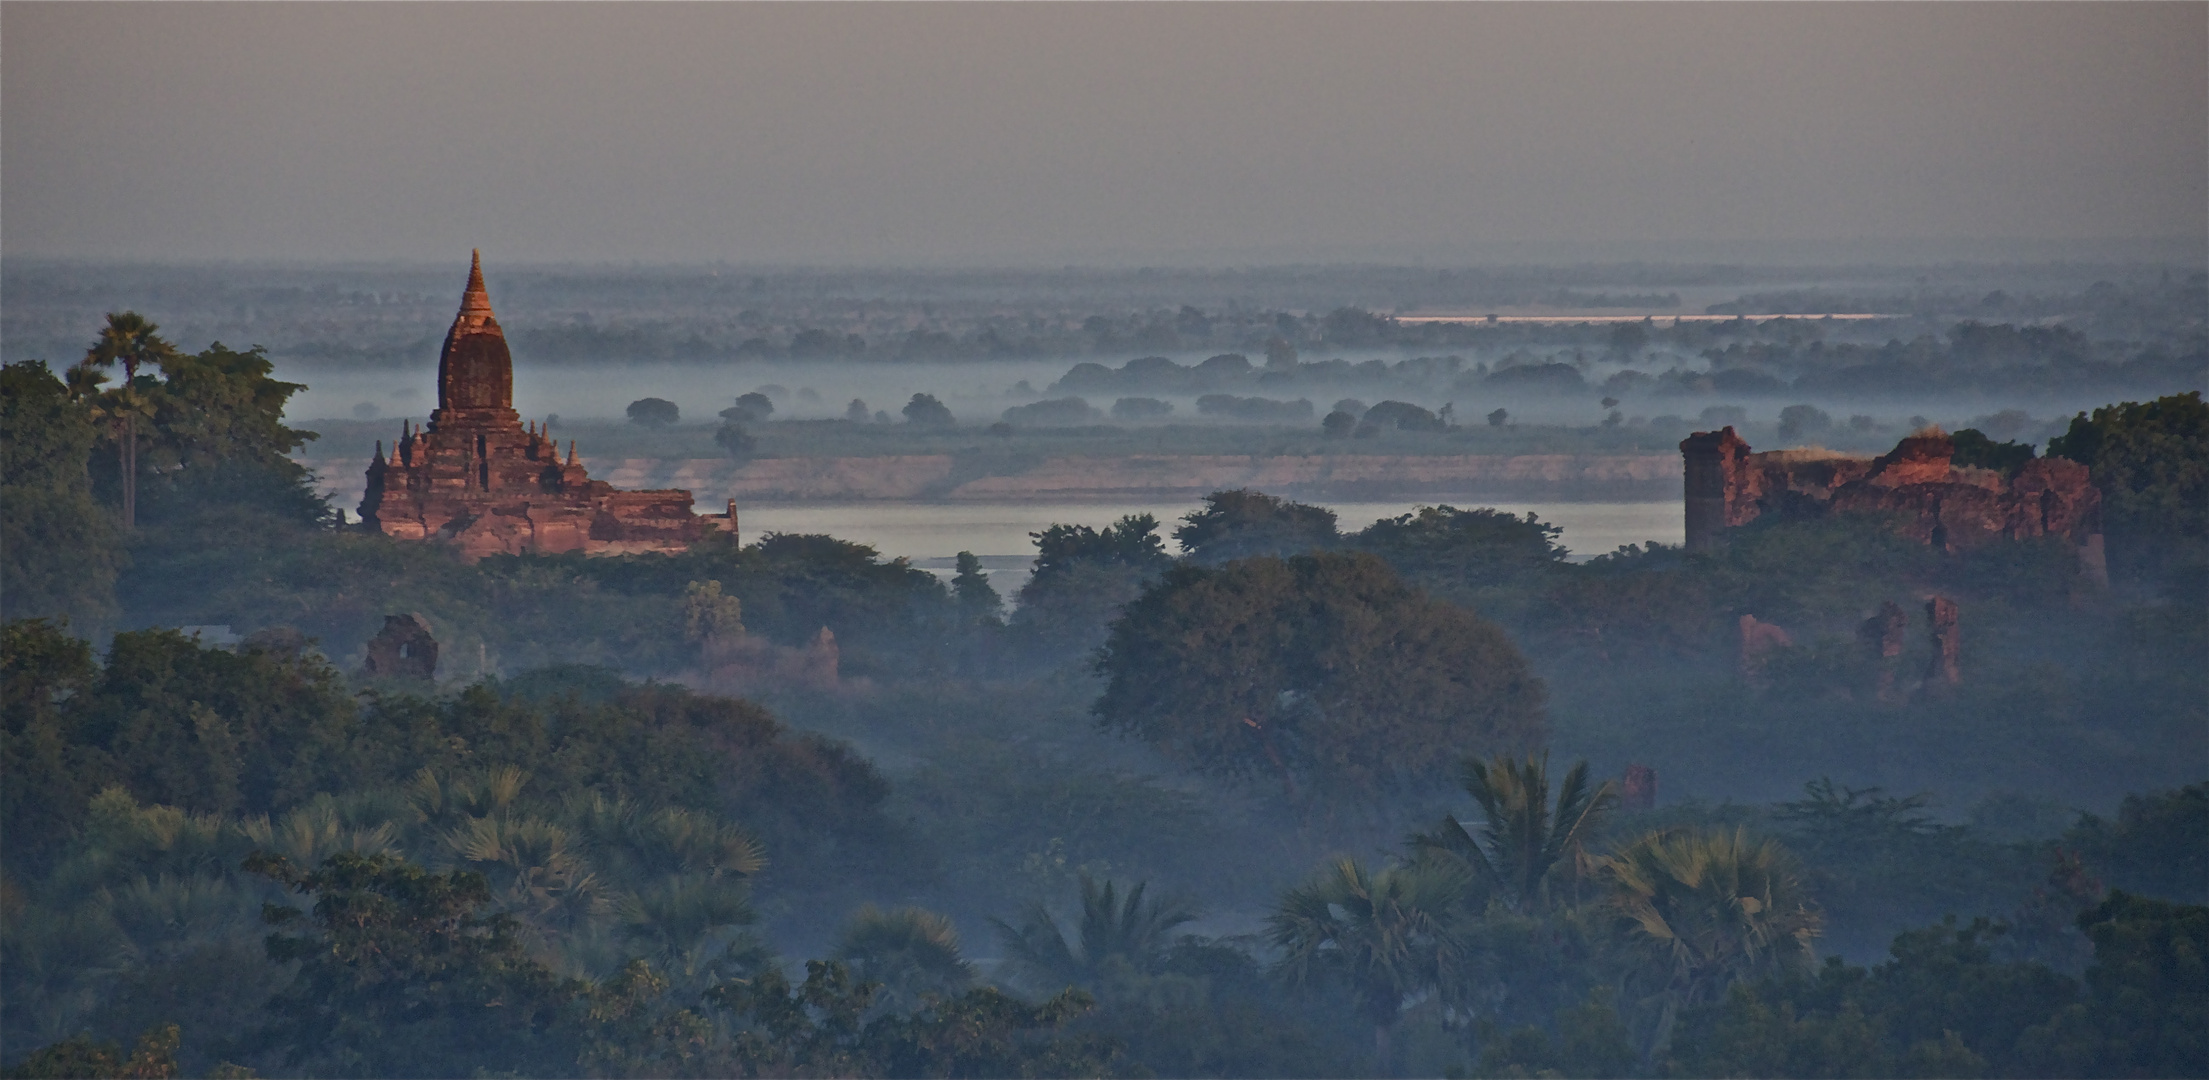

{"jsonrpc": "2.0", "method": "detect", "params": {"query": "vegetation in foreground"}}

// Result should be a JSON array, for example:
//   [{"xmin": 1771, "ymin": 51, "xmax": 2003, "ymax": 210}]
[{"xmin": 2, "ymin": 316, "xmax": 2204, "ymax": 1077}]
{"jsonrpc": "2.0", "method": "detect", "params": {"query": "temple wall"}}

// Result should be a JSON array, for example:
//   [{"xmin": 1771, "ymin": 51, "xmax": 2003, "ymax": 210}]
[{"xmin": 1675, "ymin": 428, "xmax": 2102, "ymax": 555}]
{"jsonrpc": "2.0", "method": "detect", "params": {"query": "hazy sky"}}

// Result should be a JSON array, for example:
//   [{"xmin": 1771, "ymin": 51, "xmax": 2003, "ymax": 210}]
[{"xmin": 5, "ymin": 2, "xmax": 2203, "ymax": 266}]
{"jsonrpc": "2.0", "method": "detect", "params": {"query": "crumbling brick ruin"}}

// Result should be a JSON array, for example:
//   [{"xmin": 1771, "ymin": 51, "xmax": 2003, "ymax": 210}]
[
  {"xmin": 1737, "ymin": 614, "xmax": 1794, "ymax": 686},
  {"xmin": 1620, "ymin": 764, "xmax": 1658, "ymax": 812},
  {"xmin": 1859, "ymin": 600, "xmax": 1908, "ymax": 700},
  {"xmin": 700, "ymin": 626, "xmax": 841, "ymax": 695},
  {"xmin": 363, "ymin": 613, "xmax": 439, "ymax": 679},
  {"xmin": 360, "ymin": 252, "xmax": 736, "ymax": 561},
  {"xmin": 1679, "ymin": 427, "xmax": 2102, "ymax": 561},
  {"xmin": 1925, "ymin": 595, "xmax": 1961, "ymax": 686}
]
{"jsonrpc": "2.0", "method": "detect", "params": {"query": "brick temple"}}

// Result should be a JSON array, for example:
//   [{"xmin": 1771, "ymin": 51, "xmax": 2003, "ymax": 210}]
[
  {"xmin": 1678, "ymin": 426, "xmax": 2103, "ymax": 573},
  {"xmin": 359, "ymin": 252, "xmax": 735, "ymax": 561}
]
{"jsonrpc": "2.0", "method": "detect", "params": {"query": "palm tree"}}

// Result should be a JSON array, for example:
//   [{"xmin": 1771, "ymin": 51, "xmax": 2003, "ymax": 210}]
[
  {"xmin": 991, "ymin": 874, "xmax": 1196, "ymax": 991},
  {"xmin": 1269, "ymin": 857, "xmax": 1469, "ymax": 1070},
  {"xmin": 614, "ymin": 875, "xmax": 760, "ymax": 991},
  {"xmin": 1410, "ymin": 752, "xmax": 1616, "ymax": 912},
  {"xmin": 238, "ymin": 797, "xmax": 402, "ymax": 869},
  {"xmin": 568, "ymin": 794, "xmax": 763, "ymax": 884},
  {"xmin": 1597, "ymin": 826, "xmax": 1822, "ymax": 1048},
  {"xmin": 81, "ymin": 312, "xmax": 179, "ymax": 529},
  {"xmin": 444, "ymin": 814, "xmax": 606, "ymax": 933},
  {"xmin": 832, "ymin": 905, "xmax": 974, "ymax": 1007}
]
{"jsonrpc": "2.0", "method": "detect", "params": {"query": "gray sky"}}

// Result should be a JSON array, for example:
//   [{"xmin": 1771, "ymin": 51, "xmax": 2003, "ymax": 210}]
[{"xmin": 4, "ymin": 2, "xmax": 2203, "ymax": 266}]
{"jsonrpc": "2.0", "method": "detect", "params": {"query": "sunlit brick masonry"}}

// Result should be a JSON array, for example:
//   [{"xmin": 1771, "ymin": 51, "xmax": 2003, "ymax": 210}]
[{"xmin": 358, "ymin": 253, "xmax": 737, "ymax": 561}]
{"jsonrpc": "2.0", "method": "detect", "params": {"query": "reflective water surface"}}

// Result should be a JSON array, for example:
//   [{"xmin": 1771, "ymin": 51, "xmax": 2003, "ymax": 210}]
[{"xmin": 738, "ymin": 498, "xmax": 1681, "ymax": 589}]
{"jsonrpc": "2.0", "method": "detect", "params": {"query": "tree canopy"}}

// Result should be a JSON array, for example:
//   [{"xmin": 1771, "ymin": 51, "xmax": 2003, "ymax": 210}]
[
  {"xmin": 2049, "ymin": 391, "xmax": 2208, "ymax": 568},
  {"xmin": 1174, "ymin": 489, "xmax": 1340, "ymax": 564},
  {"xmin": 626, "ymin": 397, "xmax": 680, "ymax": 427},
  {"xmin": 1093, "ymin": 551, "xmax": 1546, "ymax": 804}
]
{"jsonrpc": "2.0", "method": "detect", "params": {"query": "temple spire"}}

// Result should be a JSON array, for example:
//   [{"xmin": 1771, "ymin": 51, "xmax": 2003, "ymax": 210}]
[{"xmin": 458, "ymin": 249, "xmax": 493, "ymax": 318}]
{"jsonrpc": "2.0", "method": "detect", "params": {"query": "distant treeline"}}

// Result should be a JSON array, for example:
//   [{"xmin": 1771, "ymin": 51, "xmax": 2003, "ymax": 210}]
[
  {"xmin": 1038, "ymin": 320, "xmax": 2204, "ymax": 404},
  {"xmin": 5, "ymin": 261, "xmax": 2200, "ymax": 373}
]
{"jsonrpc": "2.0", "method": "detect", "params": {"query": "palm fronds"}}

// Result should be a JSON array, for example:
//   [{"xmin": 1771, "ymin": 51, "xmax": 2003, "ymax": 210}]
[{"xmin": 1411, "ymin": 752, "xmax": 1617, "ymax": 911}]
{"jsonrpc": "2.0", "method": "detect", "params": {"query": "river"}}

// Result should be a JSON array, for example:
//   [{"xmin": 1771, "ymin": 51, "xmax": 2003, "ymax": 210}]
[{"xmin": 738, "ymin": 498, "xmax": 1681, "ymax": 589}]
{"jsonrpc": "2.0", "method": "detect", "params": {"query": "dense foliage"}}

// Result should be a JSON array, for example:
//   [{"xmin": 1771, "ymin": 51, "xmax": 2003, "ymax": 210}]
[
  {"xmin": 3, "ymin": 316, "xmax": 2203, "ymax": 1077},
  {"xmin": 1094, "ymin": 552, "xmax": 1547, "ymax": 806},
  {"xmin": 2049, "ymin": 391, "xmax": 2209, "ymax": 572}
]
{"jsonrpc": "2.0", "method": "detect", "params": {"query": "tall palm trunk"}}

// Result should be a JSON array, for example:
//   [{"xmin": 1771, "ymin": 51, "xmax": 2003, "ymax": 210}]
[
  {"xmin": 1374, "ymin": 1021, "xmax": 1393, "ymax": 1076},
  {"xmin": 120, "ymin": 412, "xmax": 135, "ymax": 529}
]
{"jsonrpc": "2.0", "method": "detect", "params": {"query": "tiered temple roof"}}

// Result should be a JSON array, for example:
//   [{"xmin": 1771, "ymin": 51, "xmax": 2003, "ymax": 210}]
[{"xmin": 360, "ymin": 252, "xmax": 734, "ymax": 560}]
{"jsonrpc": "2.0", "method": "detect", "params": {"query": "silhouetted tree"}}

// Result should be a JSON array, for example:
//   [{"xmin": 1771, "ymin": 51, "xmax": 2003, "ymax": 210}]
[
  {"xmin": 627, "ymin": 397, "xmax": 680, "ymax": 427},
  {"xmin": 722, "ymin": 392, "xmax": 775, "ymax": 424},
  {"xmin": 951, "ymin": 551, "xmax": 1003, "ymax": 627},
  {"xmin": 80, "ymin": 313, "xmax": 180, "ymax": 529},
  {"xmin": 1174, "ymin": 489, "xmax": 1339, "ymax": 564},
  {"xmin": 0, "ymin": 363, "xmax": 124, "ymax": 628},
  {"xmin": 902, "ymin": 393, "xmax": 955, "ymax": 427}
]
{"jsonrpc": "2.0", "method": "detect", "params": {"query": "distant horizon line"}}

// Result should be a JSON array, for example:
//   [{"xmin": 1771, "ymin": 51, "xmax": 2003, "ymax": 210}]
[{"xmin": 4, "ymin": 239, "xmax": 2204, "ymax": 275}]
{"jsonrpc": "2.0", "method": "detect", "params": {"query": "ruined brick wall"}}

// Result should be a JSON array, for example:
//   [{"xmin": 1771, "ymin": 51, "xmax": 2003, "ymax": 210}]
[
  {"xmin": 362, "ymin": 614, "xmax": 438, "ymax": 679},
  {"xmin": 1679, "ymin": 426, "xmax": 1755, "ymax": 552},
  {"xmin": 1679, "ymin": 429, "xmax": 2103, "ymax": 555}
]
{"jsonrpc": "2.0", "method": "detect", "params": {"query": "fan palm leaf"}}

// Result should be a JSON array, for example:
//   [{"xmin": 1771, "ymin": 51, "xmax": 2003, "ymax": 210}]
[
  {"xmin": 1269, "ymin": 856, "xmax": 1469, "ymax": 1067},
  {"xmin": 1598, "ymin": 826, "xmax": 1823, "ymax": 1047},
  {"xmin": 1412, "ymin": 752, "xmax": 1616, "ymax": 911},
  {"xmin": 833, "ymin": 905, "xmax": 974, "ymax": 1005}
]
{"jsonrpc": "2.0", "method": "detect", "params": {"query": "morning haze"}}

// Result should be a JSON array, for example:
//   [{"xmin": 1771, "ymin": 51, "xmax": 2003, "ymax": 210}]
[
  {"xmin": 3, "ymin": 4, "xmax": 2205, "ymax": 1079},
  {"xmin": 4, "ymin": 2, "xmax": 2203, "ymax": 264}
]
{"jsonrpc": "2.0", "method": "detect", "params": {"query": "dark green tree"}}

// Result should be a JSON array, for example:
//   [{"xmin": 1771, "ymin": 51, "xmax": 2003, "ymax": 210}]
[
  {"xmin": 1470, "ymin": 987, "xmax": 1639, "ymax": 1080},
  {"xmin": 706, "ymin": 959, "xmax": 1120, "ymax": 1078},
  {"xmin": 2049, "ymin": 392, "xmax": 2208, "ymax": 569},
  {"xmin": 1, "ymin": 1023, "xmax": 185, "ymax": 1079},
  {"xmin": 1348, "ymin": 506, "xmax": 1567, "ymax": 602},
  {"xmin": 1174, "ymin": 489, "xmax": 1340, "ymax": 564},
  {"xmin": 245, "ymin": 851, "xmax": 587, "ymax": 1077},
  {"xmin": 131, "ymin": 342, "xmax": 323, "ymax": 527},
  {"xmin": 951, "ymin": 551, "xmax": 1003, "ymax": 627},
  {"xmin": 2062, "ymin": 783, "xmax": 2209, "ymax": 904},
  {"xmin": 2021, "ymin": 891, "xmax": 2209, "ymax": 1077},
  {"xmin": 79, "ymin": 313, "xmax": 180, "ymax": 529},
  {"xmin": 901, "ymin": 393, "xmax": 955, "ymax": 427},
  {"xmin": 722, "ymin": 392, "xmax": 775, "ymax": 424},
  {"xmin": 627, "ymin": 397, "xmax": 681, "ymax": 427},
  {"xmin": 1094, "ymin": 552, "xmax": 1546, "ymax": 804},
  {"xmin": 0, "ymin": 622, "xmax": 361, "ymax": 877},
  {"xmin": 0, "ymin": 362, "xmax": 124, "ymax": 628},
  {"xmin": 0, "ymin": 619, "xmax": 104, "ymax": 877},
  {"xmin": 1660, "ymin": 904, "xmax": 2207, "ymax": 1079},
  {"xmin": 715, "ymin": 421, "xmax": 758, "ymax": 458},
  {"xmin": 1949, "ymin": 427, "xmax": 2037, "ymax": 475},
  {"xmin": 1011, "ymin": 515, "xmax": 1174, "ymax": 657}
]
